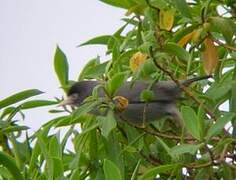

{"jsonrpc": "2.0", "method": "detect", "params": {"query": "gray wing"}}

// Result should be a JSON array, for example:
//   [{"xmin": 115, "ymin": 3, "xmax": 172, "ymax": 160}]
[
  {"xmin": 117, "ymin": 102, "xmax": 179, "ymax": 125},
  {"xmin": 116, "ymin": 80, "xmax": 181, "ymax": 102}
]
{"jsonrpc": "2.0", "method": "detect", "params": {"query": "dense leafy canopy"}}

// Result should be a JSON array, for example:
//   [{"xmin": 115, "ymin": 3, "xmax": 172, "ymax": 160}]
[{"xmin": 0, "ymin": 0, "xmax": 236, "ymax": 179}]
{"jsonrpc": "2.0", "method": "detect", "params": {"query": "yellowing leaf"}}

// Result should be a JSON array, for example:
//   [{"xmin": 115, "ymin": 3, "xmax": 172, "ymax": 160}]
[
  {"xmin": 192, "ymin": 28, "xmax": 203, "ymax": 43},
  {"xmin": 177, "ymin": 31, "xmax": 194, "ymax": 47},
  {"xmin": 113, "ymin": 96, "xmax": 129, "ymax": 111},
  {"xmin": 129, "ymin": 52, "xmax": 147, "ymax": 72},
  {"xmin": 202, "ymin": 37, "xmax": 219, "ymax": 75},
  {"xmin": 159, "ymin": 10, "xmax": 175, "ymax": 31}
]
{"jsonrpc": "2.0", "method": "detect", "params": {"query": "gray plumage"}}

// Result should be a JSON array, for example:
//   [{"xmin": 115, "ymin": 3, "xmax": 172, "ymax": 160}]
[{"xmin": 63, "ymin": 75, "xmax": 210, "ymax": 126}]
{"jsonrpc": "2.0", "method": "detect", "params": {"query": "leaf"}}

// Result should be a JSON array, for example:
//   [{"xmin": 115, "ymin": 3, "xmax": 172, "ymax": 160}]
[
  {"xmin": 148, "ymin": 0, "xmax": 168, "ymax": 9},
  {"xmin": 159, "ymin": 10, "xmax": 175, "ymax": 31},
  {"xmin": 140, "ymin": 89, "xmax": 154, "ymax": 102},
  {"xmin": 173, "ymin": 0, "xmax": 192, "ymax": 19},
  {"xmin": 54, "ymin": 46, "xmax": 69, "ymax": 87},
  {"xmin": 99, "ymin": 0, "xmax": 134, "ymax": 10},
  {"xmin": 206, "ymin": 113, "xmax": 235, "ymax": 140},
  {"xmin": 20, "ymin": 100, "xmax": 57, "ymax": 109},
  {"xmin": 129, "ymin": 52, "xmax": 147, "ymax": 72},
  {"xmin": 79, "ymin": 35, "xmax": 112, "ymax": 46},
  {"xmin": 125, "ymin": 4, "xmax": 146, "ymax": 16},
  {"xmin": 103, "ymin": 159, "xmax": 122, "ymax": 180},
  {"xmin": 202, "ymin": 37, "xmax": 219, "ymax": 75},
  {"xmin": 171, "ymin": 25, "xmax": 198, "ymax": 43},
  {"xmin": 163, "ymin": 42, "xmax": 190, "ymax": 62},
  {"xmin": 79, "ymin": 61, "xmax": 108, "ymax": 80},
  {"xmin": 0, "ymin": 89, "xmax": 44, "ymax": 110},
  {"xmin": 49, "ymin": 136, "xmax": 62, "ymax": 158},
  {"xmin": 177, "ymin": 31, "xmax": 194, "ymax": 47},
  {"xmin": 74, "ymin": 101, "xmax": 101, "ymax": 117},
  {"xmin": 78, "ymin": 57, "xmax": 100, "ymax": 80},
  {"xmin": 0, "ymin": 151, "xmax": 24, "ymax": 180},
  {"xmin": 0, "ymin": 126, "xmax": 29, "ymax": 134},
  {"xmin": 107, "ymin": 72, "xmax": 127, "ymax": 95},
  {"xmin": 170, "ymin": 144, "xmax": 203, "ymax": 156},
  {"xmin": 131, "ymin": 159, "xmax": 141, "ymax": 180},
  {"xmin": 140, "ymin": 164, "xmax": 181, "ymax": 180},
  {"xmin": 209, "ymin": 17, "xmax": 236, "ymax": 44},
  {"xmin": 181, "ymin": 106, "xmax": 201, "ymax": 140},
  {"xmin": 98, "ymin": 110, "xmax": 117, "ymax": 138}
]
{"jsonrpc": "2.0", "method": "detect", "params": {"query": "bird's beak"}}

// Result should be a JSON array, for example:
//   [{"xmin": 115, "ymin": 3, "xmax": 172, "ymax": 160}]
[{"xmin": 57, "ymin": 96, "xmax": 75, "ymax": 107}]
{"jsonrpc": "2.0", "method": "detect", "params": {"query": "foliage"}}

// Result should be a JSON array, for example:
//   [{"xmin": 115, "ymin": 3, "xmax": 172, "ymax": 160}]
[{"xmin": 1, "ymin": 0, "xmax": 236, "ymax": 179}]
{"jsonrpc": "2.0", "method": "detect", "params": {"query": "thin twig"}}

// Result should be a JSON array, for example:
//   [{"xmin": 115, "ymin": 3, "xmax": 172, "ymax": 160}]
[
  {"xmin": 213, "ymin": 38, "xmax": 236, "ymax": 51},
  {"xmin": 219, "ymin": 144, "xmax": 229, "ymax": 162}
]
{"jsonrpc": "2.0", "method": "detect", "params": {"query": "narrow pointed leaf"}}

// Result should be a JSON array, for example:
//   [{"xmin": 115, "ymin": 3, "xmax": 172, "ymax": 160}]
[
  {"xmin": 141, "ymin": 164, "xmax": 181, "ymax": 180},
  {"xmin": 103, "ymin": 159, "xmax": 122, "ymax": 180},
  {"xmin": 79, "ymin": 35, "xmax": 112, "ymax": 46},
  {"xmin": 54, "ymin": 46, "xmax": 69, "ymax": 87},
  {"xmin": 0, "ymin": 89, "xmax": 44, "ymax": 110}
]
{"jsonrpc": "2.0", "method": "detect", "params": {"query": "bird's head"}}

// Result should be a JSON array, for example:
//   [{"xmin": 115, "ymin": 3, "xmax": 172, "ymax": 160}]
[{"xmin": 58, "ymin": 83, "xmax": 82, "ymax": 107}]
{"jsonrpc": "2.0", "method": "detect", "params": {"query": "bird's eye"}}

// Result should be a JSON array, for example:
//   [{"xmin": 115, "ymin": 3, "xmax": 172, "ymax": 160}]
[{"xmin": 71, "ymin": 94, "xmax": 78, "ymax": 99}]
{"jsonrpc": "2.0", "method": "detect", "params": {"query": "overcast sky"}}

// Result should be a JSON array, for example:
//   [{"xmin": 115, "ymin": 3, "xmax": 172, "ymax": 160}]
[{"xmin": 0, "ymin": 0, "xmax": 124, "ymax": 131}]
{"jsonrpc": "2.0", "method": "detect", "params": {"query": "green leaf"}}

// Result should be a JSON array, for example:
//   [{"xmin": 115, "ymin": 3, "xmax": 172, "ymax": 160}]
[
  {"xmin": 140, "ymin": 164, "xmax": 181, "ymax": 180},
  {"xmin": 78, "ymin": 57, "xmax": 99, "ymax": 80},
  {"xmin": 181, "ymin": 106, "xmax": 201, "ymax": 140},
  {"xmin": 99, "ymin": 0, "xmax": 134, "ymax": 10},
  {"xmin": 98, "ymin": 110, "xmax": 117, "ymax": 138},
  {"xmin": 140, "ymin": 89, "xmax": 154, "ymax": 101},
  {"xmin": 79, "ymin": 35, "xmax": 112, "ymax": 46},
  {"xmin": 20, "ymin": 100, "xmax": 57, "ymax": 109},
  {"xmin": 171, "ymin": 25, "xmax": 198, "ymax": 43},
  {"xmin": 54, "ymin": 46, "xmax": 69, "ymax": 87},
  {"xmin": 148, "ymin": 0, "xmax": 168, "ymax": 9},
  {"xmin": 0, "ymin": 151, "xmax": 24, "ymax": 180},
  {"xmin": 131, "ymin": 159, "xmax": 141, "ymax": 180},
  {"xmin": 209, "ymin": 17, "xmax": 236, "ymax": 45},
  {"xmin": 170, "ymin": 144, "xmax": 203, "ymax": 156},
  {"xmin": 107, "ymin": 72, "xmax": 127, "ymax": 95},
  {"xmin": 206, "ymin": 113, "xmax": 235, "ymax": 140},
  {"xmin": 163, "ymin": 42, "xmax": 190, "ymax": 62},
  {"xmin": 74, "ymin": 101, "xmax": 101, "ymax": 117},
  {"xmin": 79, "ymin": 61, "xmax": 108, "ymax": 80},
  {"xmin": 51, "ymin": 157, "xmax": 64, "ymax": 179},
  {"xmin": 0, "ymin": 126, "xmax": 29, "ymax": 134},
  {"xmin": 172, "ymin": 0, "xmax": 192, "ymax": 19},
  {"xmin": 0, "ymin": 89, "xmax": 44, "ymax": 110},
  {"xmin": 103, "ymin": 159, "xmax": 123, "ymax": 180},
  {"xmin": 49, "ymin": 136, "xmax": 62, "ymax": 158}
]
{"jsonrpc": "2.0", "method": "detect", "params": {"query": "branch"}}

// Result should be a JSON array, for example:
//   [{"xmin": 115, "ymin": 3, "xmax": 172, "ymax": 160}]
[
  {"xmin": 149, "ymin": 47, "xmax": 217, "ymax": 121},
  {"xmin": 213, "ymin": 38, "xmax": 236, "ymax": 52}
]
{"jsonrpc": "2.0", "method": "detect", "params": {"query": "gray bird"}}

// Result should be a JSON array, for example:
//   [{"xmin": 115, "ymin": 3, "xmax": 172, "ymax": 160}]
[{"xmin": 59, "ymin": 75, "xmax": 211, "ymax": 126}]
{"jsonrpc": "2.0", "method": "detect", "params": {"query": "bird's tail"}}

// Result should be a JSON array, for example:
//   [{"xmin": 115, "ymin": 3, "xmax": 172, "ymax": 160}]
[{"xmin": 181, "ymin": 75, "xmax": 212, "ymax": 86}]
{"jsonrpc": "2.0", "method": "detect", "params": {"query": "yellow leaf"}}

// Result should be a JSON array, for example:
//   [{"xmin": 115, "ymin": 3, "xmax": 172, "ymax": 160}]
[
  {"xmin": 177, "ymin": 31, "xmax": 194, "ymax": 47},
  {"xmin": 159, "ymin": 10, "xmax": 175, "ymax": 31},
  {"xmin": 113, "ymin": 96, "xmax": 129, "ymax": 111},
  {"xmin": 202, "ymin": 37, "xmax": 219, "ymax": 75},
  {"xmin": 192, "ymin": 28, "xmax": 203, "ymax": 43},
  {"xmin": 129, "ymin": 52, "xmax": 147, "ymax": 72}
]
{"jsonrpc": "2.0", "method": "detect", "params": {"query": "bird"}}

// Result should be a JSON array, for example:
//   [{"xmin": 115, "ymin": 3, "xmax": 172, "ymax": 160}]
[{"xmin": 58, "ymin": 75, "xmax": 211, "ymax": 126}]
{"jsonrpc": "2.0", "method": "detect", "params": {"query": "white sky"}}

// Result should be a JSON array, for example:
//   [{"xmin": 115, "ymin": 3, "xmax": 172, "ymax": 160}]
[{"xmin": 0, "ymin": 0, "xmax": 124, "ymax": 131}]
